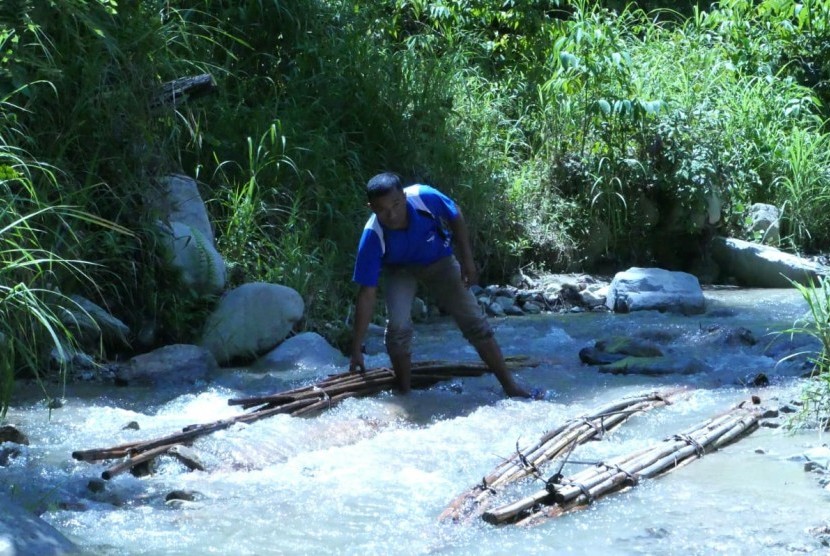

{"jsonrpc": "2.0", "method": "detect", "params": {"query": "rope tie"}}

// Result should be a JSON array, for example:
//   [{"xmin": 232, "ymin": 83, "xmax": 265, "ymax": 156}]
[
  {"xmin": 312, "ymin": 386, "xmax": 331, "ymax": 408},
  {"xmin": 558, "ymin": 479, "xmax": 593, "ymax": 503},
  {"xmin": 544, "ymin": 472, "xmax": 563, "ymax": 496},
  {"xmin": 673, "ymin": 433, "xmax": 705, "ymax": 456},
  {"xmin": 516, "ymin": 441, "xmax": 542, "ymax": 479},
  {"xmin": 603, "ymin": 463, "xmax": 638, "ymax": 485},
  {"xmin": 580, "ymin": 417, "xmax": 604, "ymax": 438},
  {"xmin": 479, "ymin": 477, "xmax": 497, "ymax": 495}
]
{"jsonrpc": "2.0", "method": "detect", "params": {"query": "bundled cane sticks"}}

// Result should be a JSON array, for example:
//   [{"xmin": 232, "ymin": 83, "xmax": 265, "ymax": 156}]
[
  {"xmin": 439, "ymin": 390, "xmax": 676, "ymax": 522},
  {"xmin": 72, "ymin": 357, "xmax": 535, "ymax": 480},
  {"xmin": 480, "ymin": 397, "xmax": 763, "ymax": 527}
]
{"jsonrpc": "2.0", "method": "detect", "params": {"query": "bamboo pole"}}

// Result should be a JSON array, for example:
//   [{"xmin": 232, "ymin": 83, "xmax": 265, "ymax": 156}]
[
  {"xmin": 440, "ymin": 391, "xmax": 677, "ymax": 522},
  {"xmin": 73, "ymin": 358, "xmax": 538, "ymax": 479},
  {"xmin": 482, "ymin": 398, "xmax": 762, "ymax": 527}
]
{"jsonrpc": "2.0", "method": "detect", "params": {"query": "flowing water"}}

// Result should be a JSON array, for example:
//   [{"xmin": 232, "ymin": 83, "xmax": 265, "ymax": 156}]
[{"xmin": 4, "ymin": 287, "xmax": 830, "ymax": 555}]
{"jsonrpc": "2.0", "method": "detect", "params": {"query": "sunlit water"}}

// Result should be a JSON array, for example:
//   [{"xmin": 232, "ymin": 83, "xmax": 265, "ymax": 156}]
[{"xmin": 4, "ymin": 288, "xmax": 830, "ymax": 555}]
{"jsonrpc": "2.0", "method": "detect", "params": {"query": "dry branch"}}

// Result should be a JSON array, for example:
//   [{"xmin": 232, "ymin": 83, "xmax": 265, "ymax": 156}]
[
  {"xmin": 482, "ymin": 397, "xmax": 762, "ymax": 526},
  {"xmin": 72, "ymin": 357, "xmax": 536, "ymax": 479}
]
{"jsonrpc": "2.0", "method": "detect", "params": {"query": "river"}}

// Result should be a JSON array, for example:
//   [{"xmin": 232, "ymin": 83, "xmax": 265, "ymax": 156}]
[{"xmin": 3, "ymin": 287, "xmax": 830, "ymax": 555}]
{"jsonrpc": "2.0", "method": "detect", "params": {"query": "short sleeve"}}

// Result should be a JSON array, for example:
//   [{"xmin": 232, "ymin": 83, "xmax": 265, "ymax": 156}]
[{"xmin": 352, "ymin": 226, "xmax": 383, "ymax": 286}]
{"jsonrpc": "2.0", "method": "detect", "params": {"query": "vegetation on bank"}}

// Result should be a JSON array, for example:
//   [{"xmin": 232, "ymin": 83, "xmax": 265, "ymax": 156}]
[{"xmin": 1, "ymin": 0, "xmax": 830, "ymax": 415}]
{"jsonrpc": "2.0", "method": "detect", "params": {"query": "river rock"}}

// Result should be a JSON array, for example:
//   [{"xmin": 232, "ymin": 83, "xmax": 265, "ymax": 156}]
[
  {"xmin": 578, "ymin": 346, "xmax": 626, "ymax": 365},
  {"xmin": 58, "ymin": 295, "xmax": 130, "ymax": 352},
  {"xmin": 0, "ymin": 425, "xmax": 28, "ymax": 446},
  {"xmin": 598, "ymin": 355, "xmax": 710, "ymax": 376},
  {"xmin": 200, "ymin": 282, "xmax": 305, "ymax": 365},
  {"xmin": 115, "ymin": 344, "xmax": 217, "ymax": 387},
  {"xmin": 691, "ymin": 324, "xmax": 757, "ymax": 347},
  {"xmin": 605, "ymin": 267, "xmax": 705, "ymax": 314},
  {"xmin": 0, "ymin": 496, "xmax": 78, "ymax": 555},
  {"xmin": 747, "ymin": 203, "xmax": 780, "ymax": 245},
  {"xmin": 159, "ymin": 220, "xmax": 226, "ymax": 295},
  {"xmin": 253, "ymin": 332, "xmax": 348, "ymax": 372},
  {"xmin": 167, "ymin": 446, "xmax": 206, "ymax": 471},
  {"xmin": 595, "ymin": 336, "xmax": 664, "ymax": 357},
  {"xmin": 711, "ymin": 236, "xmax": 829, "ymax": 287},
  {"xmin": 152, "ymin": 174, "xmax": 215, "ymax": 243}
]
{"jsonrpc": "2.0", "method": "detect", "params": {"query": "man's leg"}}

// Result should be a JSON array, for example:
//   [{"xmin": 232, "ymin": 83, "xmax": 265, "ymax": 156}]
[
  {"xmin": 423, "ymin": 257, "xmax": 529, "ymax": 397},
  {"xmin": 384, "ymin": 267, "xmax": 418, "ymax": 394},
  {"xmin": 472, "ymin": 336, "xmax": 529, "ymax": 398}
]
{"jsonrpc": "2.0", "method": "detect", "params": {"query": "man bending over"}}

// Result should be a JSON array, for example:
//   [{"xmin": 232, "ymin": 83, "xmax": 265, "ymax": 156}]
[{"xmin": 348, "ymin": 172, "xmax": 530, "ymax": 398}]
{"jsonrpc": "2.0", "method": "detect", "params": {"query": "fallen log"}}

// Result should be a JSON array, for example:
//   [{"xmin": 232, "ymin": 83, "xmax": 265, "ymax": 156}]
[
  {"xmin": 73, "ymin": 357, "xmax": 537, "ymax": 479},
  {"xmin": 439, "ymin": 390, "xmax": 677, "ymax": 522},
  {"xmin": 482, "ymin": 397, "xmax": 762, "ymax": 526},
  {"xmin": 152, "ymin": 73, "xmax": 217, "ymax": 108}
]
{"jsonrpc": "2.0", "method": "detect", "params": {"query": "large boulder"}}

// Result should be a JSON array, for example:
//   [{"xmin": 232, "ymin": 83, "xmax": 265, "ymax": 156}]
[
  {"xmin": 711, "ymin": 236, "xmax": 829, "ymax": 287},
  {"xmin": 605, "ymin": 267, "xmax": 705, "ymax": 314},
  {"xmin": 114, "ymin": 344, "xmax": 217, "ymax": 387},
  {"xmin": 746, "ymin": 203, "xmax": 780, "ymax": 245},
  {"xmin": 200, "ymin": 282, "xmax": 305, "ymax": 365},
  {"xmin": 151, "ymin": 173, "xmax": 214, "ymax": 243},
  {"xmin": 0, "ymin": 496, "xmax": 77, "ymax": 555},
  {"xmin": 252, "ymin": 332, "xmax": 347, "ymax": 372},
  {"xmin": 59, "ymin": 295, "xmax": 130, "ymax": 352},
  {"xmin": 159, "ymin": 221, "xmax": 226, "ymax": 295}
]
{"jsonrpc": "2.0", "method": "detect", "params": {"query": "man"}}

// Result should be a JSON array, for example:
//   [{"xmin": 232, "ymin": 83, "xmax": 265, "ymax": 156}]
[{"xmin": 348, "ymin": 172, "xmax": 531, "ymax": 398}]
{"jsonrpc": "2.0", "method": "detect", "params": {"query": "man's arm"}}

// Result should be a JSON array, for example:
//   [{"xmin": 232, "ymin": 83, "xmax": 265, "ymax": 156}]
[
  {"xmin": 448, "ymin": 207, "xmax": 478, "ymax": 287},
  {"xmin": 349, "ymin": 285, "xmax": 377, "ymax": 372}
]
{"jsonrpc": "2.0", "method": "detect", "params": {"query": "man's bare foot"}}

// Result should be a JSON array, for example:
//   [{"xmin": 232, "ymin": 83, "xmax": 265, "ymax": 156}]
[{"xmin": 504, "ymin": 385, "xmax": 531, "ymax": 398}]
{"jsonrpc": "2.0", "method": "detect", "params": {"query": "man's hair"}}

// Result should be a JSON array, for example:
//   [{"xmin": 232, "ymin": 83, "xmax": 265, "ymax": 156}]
[{"xmin": 366, "ymin": 172, "xmax": 403, "ymax": 200}]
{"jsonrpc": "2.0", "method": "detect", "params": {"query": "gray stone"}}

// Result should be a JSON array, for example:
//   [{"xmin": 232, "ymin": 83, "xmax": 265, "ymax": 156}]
[
  {"xmin": 605, "ymin": 267, "xmax": 705, "ymax": 314},
  {"xmin": 200, "ymin": 282, "xmax": 305, "ymax": 365},
  {"xmin": 59, "ymin": 295, "xmax": 130, "ymax": 351},
  {"xmin": 522, "ymin": 301, "xmax": 542, "ymax": 314},
  {"xmin": 711, "ymin": 236, "xmax": 829, "ymax": 287},
  {"xmin": 747, "ymin": 203, "xmax": 780, "ymax": 245},
  {"xmin": 165, "ymin": 489, "xmax": 200, "ymax": 503},
  {"xmin": 595, "ymin": 337, "xmax": 664, "ymax": 357},
  {"xmin": 153, "ymin": 174, "xmax": 214, "ymax": 243},
  {"xmin": 504, "ymin": 304, "xmax": 524, "ymax": 316},
  {"xmin": 253, "ymin": 332, "xmax": 347, "ymax": 372},
  {"xmin": 598, "ymin": 355, "xmax": 710, "ymax": 376},
  {"xmin": 578, "ymin": 284, "xmax": 608, "ymax": 308},
  {"xmin": 160, "ymin": 220, "xmax": 226, "ymax": 295},
  {"xmin": 167, "ymin": 445, "xmax": 206, "ymax": 472},
  {"xmin": 0, "ymin": 496, "xmax": 78, "ymax": 555},
  {"xmin": 486, "ymin": 302, "xmax": 505, "ymax": 317},
  {"xmin": 0, "ymin": 425, "xmax": 28, "ymax": 445},
  {"xmin": 115, "ymin": 344, "xmax": 217, "ymax": 387},
  {"xmin": 493, "ymin": 296, "xmax": 516, "ymax": 311}
]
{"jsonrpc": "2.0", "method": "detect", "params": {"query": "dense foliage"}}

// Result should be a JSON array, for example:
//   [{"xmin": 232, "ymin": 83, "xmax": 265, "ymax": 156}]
[{"xmin": 1, "ymin": 0, "xmax": 830, "ymax": 414}]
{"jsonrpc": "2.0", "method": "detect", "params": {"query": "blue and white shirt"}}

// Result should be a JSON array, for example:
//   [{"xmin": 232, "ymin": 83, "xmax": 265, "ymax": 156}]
[{"xmin": 352, "ymin": 185, "xmax": 459, "ymax": 287}]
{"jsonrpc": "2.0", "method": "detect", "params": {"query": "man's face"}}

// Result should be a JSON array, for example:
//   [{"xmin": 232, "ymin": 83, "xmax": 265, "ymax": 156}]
[{"xmin": 369, "ymin": 189, "xmax": 408, "ymax": 230}]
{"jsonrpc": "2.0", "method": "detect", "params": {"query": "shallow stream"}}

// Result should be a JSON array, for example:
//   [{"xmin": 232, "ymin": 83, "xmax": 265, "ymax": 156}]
[{"xmin": 4, "ymin": 287, "xmax": 830, "ymax": 555}]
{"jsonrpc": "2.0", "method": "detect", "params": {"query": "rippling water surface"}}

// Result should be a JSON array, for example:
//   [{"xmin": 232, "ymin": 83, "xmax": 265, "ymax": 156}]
[{"xmin": 5, "ymin": 288, "xmax": 830, "ymax": 555}]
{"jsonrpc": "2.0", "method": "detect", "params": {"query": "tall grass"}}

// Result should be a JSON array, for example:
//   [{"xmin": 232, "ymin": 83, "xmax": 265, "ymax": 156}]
[
  {"xmin": 4, "ymin": 0, "xmax": 830, "ymax": 409},
  {"xmin": 0, "ymin": 144, "xmax": 130, "ymax": 415},
  {"xmin": 783, "ymin": 277, "xmax": 830, "ymax": 431},
  {"xmin": 776, "ymin": 128, "xmax": 830, "ymax": 251}
]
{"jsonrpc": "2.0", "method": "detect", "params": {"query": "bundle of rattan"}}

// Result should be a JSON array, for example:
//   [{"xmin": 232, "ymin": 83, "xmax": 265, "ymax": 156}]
[{"xmin": 481, "ymin": 397, "xmax": 762, "ymax": 526}]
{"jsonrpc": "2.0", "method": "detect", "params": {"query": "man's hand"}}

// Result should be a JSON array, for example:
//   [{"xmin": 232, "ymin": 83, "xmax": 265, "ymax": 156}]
[
  {"xmin": 448, "ymin": 209, "xmax": 478, "ymax": 288},
  {"xmin": 349, "ymin": 352, "xmax": 366, "ymax": 373},
  {"xmin": 349, "ymin": 286, "xmax": 376, "ymax": 373},
  {"xmin": 459, "ymin": 258, "xmax": 478, "ymax": 288}
]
